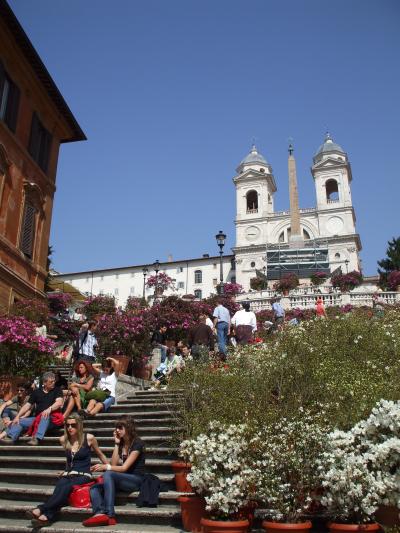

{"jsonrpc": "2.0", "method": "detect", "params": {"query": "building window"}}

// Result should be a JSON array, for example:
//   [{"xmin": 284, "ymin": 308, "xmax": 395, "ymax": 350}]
[
  {"xmin": 213, "ymin": 278, "xmax": 218, "ymax": 286},
  {"xmin": 178, "ymin": 281, "xmax": 184, "ymax": 289},
  {"xmin": 213, "ymin": 263, "xmax": 217, "ymax": 269},
  {"xmin": 231, "ymin": 258, "xmax": 236, "ymax": 269},
  {"xmin": 251, "ymin": 261, "xmax": 256, "ymax": 268},
  {"xmin": 85, "ymin": 277, "xmax": 89, "ymax": 283},
  {"xmin": 130, "ymin": 286, "xmax": 135, "ymax": 295},
  {"xmin": 279, "ymin": 227, "xmax": 311, "ymax": 242},
  {"xmin": 177, "ymin": 266, "xmax": 183, "ymax": 273},
  {"xmin": 0, "ymin": 62, "xmax": 20, "ymax": 132},
  {"xmin": 303, "ymin": 229, "xmax": 311, "ymax": 240},
  {"xmin": 194, "ymin": 270, "xmax": 202, "ymax": 284},
  {"xmin": 335, "ymin": 252, "xmax": 341, "ymax": 259},
  {"xmin": 194, "ymin": 289, "xmax": 202, "ymax": 299},
  {"xmin": 99, "ymin": 289, "xmax": 104, "ymax": 295},
  {"xmin": 19, "ymin": 202, "xmax": 36, "ymax": 259},
  {"xmin": 130, "ymin": 272, "xmax": 135, "ymax": 278},
  {"xmin": 100, "ymin": 276, "xmax": 104, "ymax": 281},
  {"xmin": 28, "ymin": 112, "xmax": 52, "ymax": 173},
  {"xmin": 246, "ymin": 190, "xmax": 258, "ymax": 213},
  {"xmin": 326, "ymin": 179, "xmax": 339, "ymax": 202},
  {"xmin": 114, "ymin": 288, "xmax": 119, "ymax": 296}
]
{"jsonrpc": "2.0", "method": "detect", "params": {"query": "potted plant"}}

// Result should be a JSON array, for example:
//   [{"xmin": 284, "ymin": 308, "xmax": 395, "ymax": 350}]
[
  {"xmin": 331, "ymin": 271, "xmax": 363, "ymax": 293},
  {"xmin": 252, "ymin": 412, "xmax": 328, "ymax": 533},
  {"xmin": 310, "ymin": 271, "xmax": 328, "ymax": 287},
  {"xmin": 387, "ymin": 270, "xmax": 400, "ymax": 291},
  {"xmin": 250, "ymin": 277, "xmax": 268, "ymax": 291},
  {"xmin": 179, "ymin": 422, "xmax": 255, "ymax": 533},
  {"xmin": 274, "ymin": 273, "xmax": 299, "ymax": 295},
  {"xmin": 146, "ymin": 272, "xmax": 174, "ymax": 295},
  {"xmin": 223, "ymin": 282, "xmax": 244, "ymax": 296},
  {"xmin": 319, "ymin": 399, "xmax": 400, "ymax": 532},
  {"xmin": 81, "ymin": 294, "xmax": 116, "ymax": 320}
]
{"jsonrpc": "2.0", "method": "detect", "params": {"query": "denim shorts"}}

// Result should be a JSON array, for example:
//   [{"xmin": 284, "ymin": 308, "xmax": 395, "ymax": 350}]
[{"xmin": 102, "ymin": 396, "xmax": 115, "ymax": 412}]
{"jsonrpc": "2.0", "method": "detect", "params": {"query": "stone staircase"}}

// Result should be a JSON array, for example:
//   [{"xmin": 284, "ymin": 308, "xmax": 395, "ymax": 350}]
[{"xmin": 0, "ymin": 364, "xmax": 186, "ymax": 532}]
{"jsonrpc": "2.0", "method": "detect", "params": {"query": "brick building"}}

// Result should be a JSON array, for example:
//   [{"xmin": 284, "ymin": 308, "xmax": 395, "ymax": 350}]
[{"xmin": 0, "ymin": 0, "xmax": 85, "ymax": 311}]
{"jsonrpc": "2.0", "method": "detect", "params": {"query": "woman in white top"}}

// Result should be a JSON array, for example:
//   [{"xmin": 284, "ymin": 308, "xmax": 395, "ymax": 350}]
[
  {"xmin": 231, "ymin": 302, "xmax": 257, "ymax": 345},
  {"xmin": 81, "ymin": 357, "xmax": 120, "ymax": 418}
]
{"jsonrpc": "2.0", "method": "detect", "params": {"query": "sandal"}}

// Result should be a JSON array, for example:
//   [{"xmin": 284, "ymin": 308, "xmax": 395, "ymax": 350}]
[{"xmin": 31, "ymin": 516, "xmax": 51, "ymax": 528}]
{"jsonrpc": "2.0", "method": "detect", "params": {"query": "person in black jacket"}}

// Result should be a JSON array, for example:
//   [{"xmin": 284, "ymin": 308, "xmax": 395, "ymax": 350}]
[{"xmin": 151, "ymin": 324, "xmax": 168, "ymax": 363}]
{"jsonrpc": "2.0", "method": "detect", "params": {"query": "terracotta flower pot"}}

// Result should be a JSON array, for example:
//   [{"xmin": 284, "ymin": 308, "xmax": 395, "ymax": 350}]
[
  {"xmin": 328, "ymin": 523, "xmax": 380, "ymax": 533},
  {"xmin": 133, "ymin": 365, "xmax": 153, "ymax": 381},
  {"xmin": 262, "ymin": 521, "xmax": 312, "ymax": 533},
  {"xmin": 178, "ymin": 495, "xmax": 206, "ymax": 532},
  {"xmin": 201, "ymin": 517, "xmax": 250, "ymax": 533},
  {"xmin": 171, "ymin": 461, "xmax": 192, "ymax": 492},
  {"xmin": 375, "ymin": 505, "xmax": 400, "ymax": 527},
  {"xmin": 112, "ymin": 355, "xmax": 130, "ymax": 375}
]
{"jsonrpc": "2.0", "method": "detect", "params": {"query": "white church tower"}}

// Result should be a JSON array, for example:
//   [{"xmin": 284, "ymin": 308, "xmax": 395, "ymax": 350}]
[
  {"xmin": 232, "ymin": 145, "xmax": 277, "ymax": 289},
  {"xmin": 311, "ymin": 133, "xmax": 361, "ymax": 273}
]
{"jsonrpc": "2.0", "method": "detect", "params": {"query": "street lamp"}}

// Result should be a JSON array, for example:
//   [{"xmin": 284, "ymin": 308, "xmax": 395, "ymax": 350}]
[
  {"xmin": 142, "ymin": 267, "xmax": 148, "ymax": 299},
  {"xmin": 215, "ymin": 230, "xmax": 226, "ymax": 295},
  {"xmin": 153, "ymin": 260, "xmax": 160, "ymax": 297},
  {"xmin": 344, "ymin": 259, "xmax": 349, "ymax": 273}
]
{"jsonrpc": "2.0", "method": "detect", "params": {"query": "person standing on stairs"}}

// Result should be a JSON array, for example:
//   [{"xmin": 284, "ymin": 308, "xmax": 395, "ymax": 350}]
[
  {"xmin": 83, "ymin": 415, "xmax": 146, "ymax": 527},
  {"xmin": 27, "ymin": 413, "xmax": 108, "ymax": 528}
]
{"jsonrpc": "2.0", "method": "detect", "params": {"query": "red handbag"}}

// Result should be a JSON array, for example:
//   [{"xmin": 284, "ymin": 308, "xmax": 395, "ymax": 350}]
[{"xmin": 68, "ymin": 476, "xmax": 104, "ymax": 508}]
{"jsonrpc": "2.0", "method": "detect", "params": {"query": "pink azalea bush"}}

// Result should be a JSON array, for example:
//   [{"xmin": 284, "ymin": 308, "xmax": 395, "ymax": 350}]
[
  {"xmin": 146, "ymin": 272, "xmax": 174, "ymax": 291},
  {"xmin": 274, "ymin": 273, "xmax": 299, "ymax": 292},
  {"xmin": 0, "ymin": 316, "xmax": 55, "ymax": 376},
  {"xmin": 387, "ymin": 271, "xmax": 400, "ymax": 291},
  {"xmin": 12, "ymin": 298, "xmax": 50, "ymax": 325},
  {"xmin": 47, "ymin": 292, "xmax": 72, "ymax": 315},
  {"xmin": 82, "ymin": 294, "xmax": 116, "ymax": 319},
  {"xmin": 310, "ymin": 271, "xmax": 328, "ymax": 286},
  {"xmin": 223, "ymin": 282, "xmax": 244, "ymax": 296},
  {"xmin": 331, "ymin": 270, "xmax": 363, "ymax": 292}
]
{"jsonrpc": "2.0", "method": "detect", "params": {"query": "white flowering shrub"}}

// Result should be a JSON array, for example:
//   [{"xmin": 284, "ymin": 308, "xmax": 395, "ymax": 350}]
[
  {"xmin": 319, "ymin": 399, "xmax": 400, "ymax": 523},
  {"xmin": 252, "ymin": 411, "xmax": 329, "ymax": 522},
  {"xmin": 179, "ymin": 422, "xmax": 256, "ymax": 519}
]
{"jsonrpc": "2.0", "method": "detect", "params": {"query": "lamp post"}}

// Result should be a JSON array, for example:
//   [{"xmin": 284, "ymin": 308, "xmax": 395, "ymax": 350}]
[
  {"xmin": 344, "ymin": 259, "xmax": 349, "ymax": 274},
  {"xmin": 215, "ymin": 230, "xmax": 226, "ymax": 295},
  {"xmin": 142, "ymin": 267, "xmax": 148, "ymax": 299},
  {"xmin": 262, "ymin": 265, "xmax": 267, "ymax": 296},
  {"xmin": 153, "ymin": 260, "xmax": 160, "ymax": 298}
]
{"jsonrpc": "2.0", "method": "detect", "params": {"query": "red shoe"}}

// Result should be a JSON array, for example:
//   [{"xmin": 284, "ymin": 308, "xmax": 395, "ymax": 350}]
[
  {"xmin": 108, "ymin": 517, "xmax": 118, "ymax": 525},
  {"xmin": 82, "ymin": 514, "xmax": 109, "ymax": 527}
]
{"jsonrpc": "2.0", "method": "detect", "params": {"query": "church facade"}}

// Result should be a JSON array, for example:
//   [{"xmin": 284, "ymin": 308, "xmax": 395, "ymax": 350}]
[{"xmin": 54, "ymin": 134, "xmax": 362, "ymax": 306}]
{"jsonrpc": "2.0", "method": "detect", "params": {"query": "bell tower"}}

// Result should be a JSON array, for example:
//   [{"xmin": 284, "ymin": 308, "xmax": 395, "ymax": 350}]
[{"xmin": 233, "ymin": 144, "xmax": 277, "ymax": 289}]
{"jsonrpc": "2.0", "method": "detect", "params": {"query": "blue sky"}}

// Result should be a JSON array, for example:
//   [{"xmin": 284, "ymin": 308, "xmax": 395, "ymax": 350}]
[{"xmin": 9, "ymin": 0, "xmax": 400, "ymax": 275}]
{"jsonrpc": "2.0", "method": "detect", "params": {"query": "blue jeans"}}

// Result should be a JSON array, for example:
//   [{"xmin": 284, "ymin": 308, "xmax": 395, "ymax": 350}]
[
  {"xmin": 90, "ymin": 471, "xmax": 144, "ymax": 517},
  {"xmin": 39, "ymin": 475, "xmax": 88, "ymax": 520},
  {"xmin": 7, "ymin": 415, "xmax": 58, "ymax": 441},
  {"xmin": 1, "ymin": 407, "xmax": 17, "ymax": 421},
  {"xmin": 216, "ymin": 321, "xmax": 229, "ymax": 356},
  {"xmin": 160, "ymin": 346, "xmax": 167, "ymax": 363},
  {"xmin": 102, "ymin": 396, "xmax": 115, "ymax": 412}
]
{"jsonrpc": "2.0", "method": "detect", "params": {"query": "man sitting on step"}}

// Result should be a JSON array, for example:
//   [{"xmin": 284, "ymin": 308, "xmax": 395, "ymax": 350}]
[{"xmin": 0, "ymin": 371, "xmax": 64, "ymax": 446}]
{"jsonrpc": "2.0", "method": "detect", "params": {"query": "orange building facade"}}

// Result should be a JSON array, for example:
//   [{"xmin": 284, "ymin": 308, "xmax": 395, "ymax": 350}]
[{"xmin": 0, "ymin": 0, "xmax": 85, "ymax": 311}]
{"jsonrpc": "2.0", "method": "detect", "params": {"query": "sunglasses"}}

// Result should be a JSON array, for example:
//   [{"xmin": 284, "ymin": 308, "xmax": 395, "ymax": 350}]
[
  {"xmin": 115, "ymin": 425, "xmax": 125, "ymax": 430},
  {"xmin": 65, "ymin": 423, "xmax": 77, "ymax": 428},
  {"xmin": 17, "ymin": 389, "xmax": 26, "ymax": 393}
]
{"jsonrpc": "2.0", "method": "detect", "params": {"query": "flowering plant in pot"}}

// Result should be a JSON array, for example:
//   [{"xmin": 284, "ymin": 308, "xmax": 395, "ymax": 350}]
[
  {"xmin": 274, "ymin": 273, "xmax": 299, "ymax": 294},
  {"xmin": 318, "ymin": 399, "xmax": 400, "ymax": 531},
  {"xmin": 310, "ymin": 271, "xmax": 328, "ymax": 286},
  {"xmin": 223, "ymin": 282, "xmax": 244, "ymax": 296},
  {"xmin": 179, "ymin": 422, "xmax": 256, "ymax": 532},
  {"xmin": 331, "ymin": 271, "xmax": 363, "ymax": 292},
  {"xmin": 387, "ymin": 270, "xmax": 400, "ymax": 291},
  {"xmin": 146, "ymin": 272, "xmax": 174, "ymax": 292},
  {"xmin": 252, "ymin": 411, "xmax": 328, "ymax": 532},
  {"xmin": 250, "ymin": 277, "xmax": 268, "ymax": 291},
  {"xmin": 82, "ymin": 294, "xmax": 116, "ymax": 319}
]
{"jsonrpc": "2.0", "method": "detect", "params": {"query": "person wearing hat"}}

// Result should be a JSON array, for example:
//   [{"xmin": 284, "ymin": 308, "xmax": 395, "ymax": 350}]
[{"xmin": 63, "ymin": 361, "xmax": 95, "ymax": 420}]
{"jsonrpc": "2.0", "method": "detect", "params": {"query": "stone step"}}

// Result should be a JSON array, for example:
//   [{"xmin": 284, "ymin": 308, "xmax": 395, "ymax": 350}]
[
  {"xmin": 0, "ymin": 516, "xmax": 183, "ymax": 532},
  {"xmin": 82, "ymin": 418, "xmax": 176, "ymax": 427},
  {"xmin": 0, "ymin": 446, "xmax": 177, "ymax": 460},
  {"xmin": 91, "ymin": 410, "xmax": 173, "ymax": 419},
  {"xmin": 105, "ymin": 405, "xmax": 175, "ymax": 413},
  {"xmin": 0, "ymin": 470, "xmax": 175, "ymax": 489},
  {"xmin": 116, "ymin": 401, "xmax": 175, "ymax": 407},
  {"xmin": 0, "ymin": 485, "xmax": 186, "ymax": 505},
  {"xmin": 41, "ymin": 435, "xmax": 174, "ymax": 446},
  {"xmin": 44, "ymin": 426, "xmax": 177, "ymax": 437},
  {"xmin": 0, "ymin": 500, "xmax": 182, "ymax": 526},
  {"xmin": 0, "ymin": 457, "xmax": 174, "ymax": 473}
]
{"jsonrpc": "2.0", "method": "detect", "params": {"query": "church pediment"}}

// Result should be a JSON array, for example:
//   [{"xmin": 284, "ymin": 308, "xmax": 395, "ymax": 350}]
[{"xmin": 312, "ymin": 157, "xmax": 347, "ymax": 171}]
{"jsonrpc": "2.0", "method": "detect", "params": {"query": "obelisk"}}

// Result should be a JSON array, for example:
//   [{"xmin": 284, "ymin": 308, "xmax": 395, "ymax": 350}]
[{"xmin": 288, "ymin": 142, "xmax": 304, "ymax": 248}]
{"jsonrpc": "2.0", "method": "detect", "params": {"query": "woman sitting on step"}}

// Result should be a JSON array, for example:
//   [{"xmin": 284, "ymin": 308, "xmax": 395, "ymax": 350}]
[
  {"xmin": 80, "ymin": 357, "xmax": 120, "ymax": 418},
  {"xmin": 82, "ymin": 415, "xmax": 146, "ymax": 527},
  {"xmin": 63, "ymin": 360, "xmax": 95, "ymax": 419},
  {"xmin": 27, "ymin": 413, "xmax": 108, "ymax": 527}
]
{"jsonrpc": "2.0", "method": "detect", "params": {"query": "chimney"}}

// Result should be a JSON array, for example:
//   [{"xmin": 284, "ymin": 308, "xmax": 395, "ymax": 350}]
[{"xmin": 167, "ymin": 254, "xmax": 173, "ymax": 262}]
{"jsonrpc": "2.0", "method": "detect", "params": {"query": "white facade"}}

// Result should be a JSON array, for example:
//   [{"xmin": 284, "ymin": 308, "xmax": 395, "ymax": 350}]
[{"xmin": 54, "ymin": 133, "xmax": 362, "ymax": 305}]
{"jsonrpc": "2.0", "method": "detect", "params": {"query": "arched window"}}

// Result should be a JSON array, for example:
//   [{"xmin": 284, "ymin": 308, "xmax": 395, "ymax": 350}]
[
  {"xmin": 246, "ymin": 190, "xmax": 258, "ymax": 213},
  {"xmin": 194, "ymin": 289, "xmax": 202, "ymax": 299},
  {"xmin": 303, "ymin": 229, "xmax": 311, "ymax": 240},
  {"xmin": 194, "ymin": 270, "xmax": 202, "ymax": 284},
  {"xmin": 335, "ymin": 252, "xmax": 341, "ymax": 259},
  {"xmin": 279, "ymin": 227, "xmax": 312, "ymax": 243},
  {"xmin": 326, "ymin": 179, "xmax": 339, "ymax": 202}
]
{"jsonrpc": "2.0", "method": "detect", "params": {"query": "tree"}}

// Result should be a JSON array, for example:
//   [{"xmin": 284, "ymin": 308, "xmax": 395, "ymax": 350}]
[{"xmin": 378, "ymin": 237, "xmax": 400, "ymax": 287}]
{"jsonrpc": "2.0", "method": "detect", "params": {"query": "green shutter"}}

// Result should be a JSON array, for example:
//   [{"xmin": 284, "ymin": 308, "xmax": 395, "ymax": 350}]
[{"xmin": 20, "ymin": 202, "xmax": 36, "ymax": 258}]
